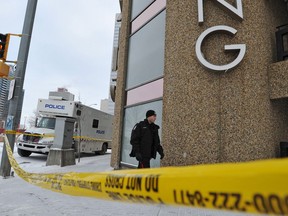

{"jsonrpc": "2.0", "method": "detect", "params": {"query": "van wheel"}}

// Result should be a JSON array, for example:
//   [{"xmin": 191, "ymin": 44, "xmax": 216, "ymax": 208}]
[
  {"xmin": 98, "ymin": 143, "xmax": 108, "ymax": 155},
  {"xmin": 17, "ymin": 149, "xmax": 32, "ymax": 157}
]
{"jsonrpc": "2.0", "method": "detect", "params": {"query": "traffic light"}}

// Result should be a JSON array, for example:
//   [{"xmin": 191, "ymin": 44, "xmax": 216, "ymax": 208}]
[{"xmin": 0, "ymin": 33, "xmax": 10, "ymax": 61}]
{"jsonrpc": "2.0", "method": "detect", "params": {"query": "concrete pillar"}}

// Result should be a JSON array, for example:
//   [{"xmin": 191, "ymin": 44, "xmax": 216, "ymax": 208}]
[
  {"xmin": 46, "ymin": 117, "xmax": 76, "ymax": 167},
  {"xmin": 162, "ymin": 0, "xmax": 288, "ymax": 166}
]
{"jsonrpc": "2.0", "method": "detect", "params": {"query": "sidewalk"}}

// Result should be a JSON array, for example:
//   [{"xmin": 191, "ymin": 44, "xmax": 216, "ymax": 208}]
[{"xmin": 0, "ymin": 143, "xmax": 255, "ymax": 216}]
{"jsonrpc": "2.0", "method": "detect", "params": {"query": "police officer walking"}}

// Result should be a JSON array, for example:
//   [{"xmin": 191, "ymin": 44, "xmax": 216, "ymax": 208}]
[{"xmin": 129, "ymin": 110, "xmax": 164, "ymax": 168}]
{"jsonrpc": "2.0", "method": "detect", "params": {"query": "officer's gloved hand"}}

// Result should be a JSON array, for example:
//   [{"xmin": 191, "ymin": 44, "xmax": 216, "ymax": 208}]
[
  {"xmin": 160, "ymin": 152, "xmax": 164, "ymax": 160},
  {"xmin": 135, "ymin": 152, "xmax": 143, "ymax": 161}
]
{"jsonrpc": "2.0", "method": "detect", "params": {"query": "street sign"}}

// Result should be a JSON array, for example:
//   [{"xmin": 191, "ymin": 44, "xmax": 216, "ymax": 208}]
[{"xmin": 8, "ymin": 79, "xmax": 15, "ymax": 100}]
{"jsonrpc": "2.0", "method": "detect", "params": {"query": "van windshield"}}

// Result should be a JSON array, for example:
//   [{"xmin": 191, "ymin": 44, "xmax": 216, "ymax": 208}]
[{"xmin": 37, "ymin": 117, "xmax": 56, "ymax": 129}]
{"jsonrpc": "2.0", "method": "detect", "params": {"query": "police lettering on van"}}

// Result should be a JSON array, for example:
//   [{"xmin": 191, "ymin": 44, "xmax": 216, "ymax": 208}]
[{"xmin": 45, "ymin": 104, "xmax": 65, "ymax": 110}]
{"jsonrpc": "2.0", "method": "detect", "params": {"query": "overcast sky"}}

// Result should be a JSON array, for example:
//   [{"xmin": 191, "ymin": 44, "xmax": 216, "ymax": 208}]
[{"xmin": 0, "ymin": 0, "xmax": 120, "ymax": 125}]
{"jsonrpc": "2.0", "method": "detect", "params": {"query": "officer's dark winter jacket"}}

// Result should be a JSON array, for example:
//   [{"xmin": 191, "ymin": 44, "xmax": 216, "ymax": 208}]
[{"xmin": 129, "ymin": 119, "xmax": 164, "ymax": 160}]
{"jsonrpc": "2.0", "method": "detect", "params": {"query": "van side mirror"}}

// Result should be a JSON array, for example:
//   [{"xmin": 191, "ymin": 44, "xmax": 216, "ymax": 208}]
[{"xmin": 35, "ymin": 117, "xmax": 38, "ymax": 127}]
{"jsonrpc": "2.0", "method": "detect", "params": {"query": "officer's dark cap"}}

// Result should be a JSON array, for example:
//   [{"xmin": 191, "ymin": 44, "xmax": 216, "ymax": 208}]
[{"xmin": 146, "ymin": 110, "xmax": 156, "ymax": 118}]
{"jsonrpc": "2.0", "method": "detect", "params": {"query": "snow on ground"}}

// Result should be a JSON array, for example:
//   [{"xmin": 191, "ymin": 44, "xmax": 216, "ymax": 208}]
[{"xmin": 0, "ymin": 142, "xmax": 258, "ymax": 216}]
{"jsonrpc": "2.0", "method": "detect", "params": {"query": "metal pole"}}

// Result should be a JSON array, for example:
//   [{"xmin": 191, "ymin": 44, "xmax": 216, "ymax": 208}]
[{"xmin": 0, "ymin": 0, "xmax": 38, "ymax": 177}]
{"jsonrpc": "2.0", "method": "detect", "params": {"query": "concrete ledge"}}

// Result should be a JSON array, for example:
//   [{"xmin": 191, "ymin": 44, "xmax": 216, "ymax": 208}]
[
  {"xmin": 268, "ymin": 60, "xmax": 288, "ymax": 99},
  {"xmin": 46, "ymin": 148, "xmax": 75, "ymax": 167}
]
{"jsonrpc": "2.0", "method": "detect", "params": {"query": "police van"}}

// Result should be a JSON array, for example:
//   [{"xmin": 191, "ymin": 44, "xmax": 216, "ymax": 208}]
[{"xmin": 16, "ymin": 91, "xmax": 113, "ymax": 157}]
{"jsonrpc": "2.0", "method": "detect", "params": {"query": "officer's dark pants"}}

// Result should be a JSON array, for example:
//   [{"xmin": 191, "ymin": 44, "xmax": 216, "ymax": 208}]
[{"xmin": 138, "ymin": 159, "xmax": 150, "ymax": 168}]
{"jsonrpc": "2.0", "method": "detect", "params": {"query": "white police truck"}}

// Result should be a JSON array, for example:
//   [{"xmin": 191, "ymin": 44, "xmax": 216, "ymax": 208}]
[{"xmin": 16, "ymin": 93, "xmax": 113, "ymax": 157}]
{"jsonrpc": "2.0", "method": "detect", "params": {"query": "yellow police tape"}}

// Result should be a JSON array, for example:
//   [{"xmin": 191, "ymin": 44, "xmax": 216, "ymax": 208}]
[
  {"xmin": 4, "ymin": 130, "xmax": 54, "ymax": 137},
  {"xmin": 3, "ymin": 130, "xmax": 112, "ymax": 142},
  {"xmin": 3, "ymin": 135, "xmax": 288, "ymax": 215}
]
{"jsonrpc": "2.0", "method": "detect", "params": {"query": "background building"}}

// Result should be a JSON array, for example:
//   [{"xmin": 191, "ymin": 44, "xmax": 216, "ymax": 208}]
[
  {"xmin": 0, "ymin": 67, "xmax": 15, "ymax": 127},
  {"xmin": 111, "ymin": 0, "xmax": 288, "ymax": 169},
  {"xmin": 107, "ymin": 13, "xmax": 122, "ymax": 115},
  {"xmin": 100, "ymin": 98, "xmax": 109, "ymax": 113}
]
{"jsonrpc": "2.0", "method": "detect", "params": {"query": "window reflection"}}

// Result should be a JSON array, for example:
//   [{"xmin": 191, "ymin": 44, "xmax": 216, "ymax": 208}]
[
  {"xmin": 121, "ymin": 100, "xmax": 162, "ymax": 167},
  {"xmin": 126, "ymin": 78, "xmax": 163, "ymax": 106},
  {"xmin": 126, "ymin": 10, "xmax": 166, "ymax": 89},
  {"xmin": 131, "ymin": 0, "xmax": 166, "ymax": 34},
  {"xmin": 131, "ymin": 0, "xmax": 154, "ymax": 21}
]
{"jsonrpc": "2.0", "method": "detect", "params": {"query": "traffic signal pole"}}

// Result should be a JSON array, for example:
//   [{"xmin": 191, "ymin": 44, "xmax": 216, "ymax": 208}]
[{"xmin": 0, "ymin": 0, "xmax": 38, "ymax": 177}]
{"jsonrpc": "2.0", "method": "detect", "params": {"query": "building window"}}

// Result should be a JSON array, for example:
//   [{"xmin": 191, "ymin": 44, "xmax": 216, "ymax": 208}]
[
  {"xmin": 276, "ymin": 24, "xmax": 288, "ymax": 61},
  {"xmin": 121, "ymin": 100, "xmax": 162, "ymax": 167},
  {"xmin": 131, "ymin": 0, "xmax": 166, "ymax": 34},
  {"xmin": 126, "ymin": 78, "xmax": 163, "ymax": 106},
  {"xmin": 126, "ymin": 10, "xmax": 166, "ymax": 89},
  {"xmin": 131, "ymin": 0, "xmax": 154, "ymax": 21},
  {"xmin": 120, "ymin": 3, "xmax": 166, "ymax": 168}
]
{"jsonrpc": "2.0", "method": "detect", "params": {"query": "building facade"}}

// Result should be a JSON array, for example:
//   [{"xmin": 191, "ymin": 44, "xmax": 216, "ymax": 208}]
[{"xmin": 111, "ymin": 0, "xmax": 288, "ymax": 169}]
